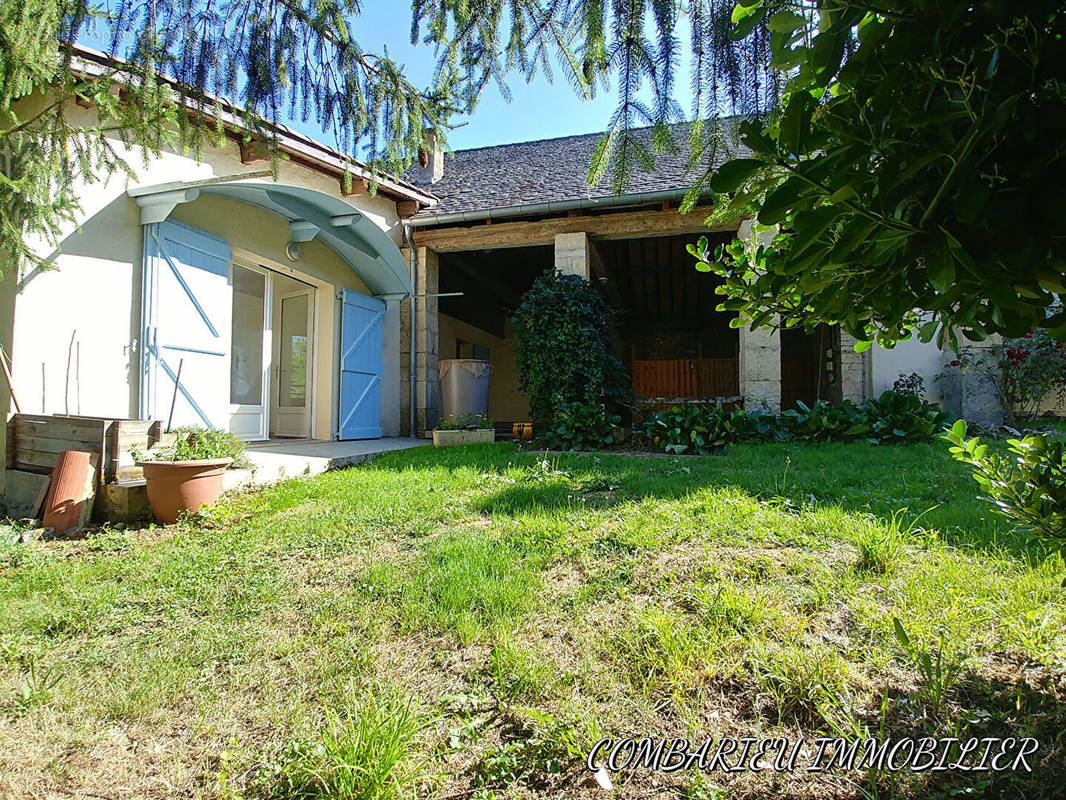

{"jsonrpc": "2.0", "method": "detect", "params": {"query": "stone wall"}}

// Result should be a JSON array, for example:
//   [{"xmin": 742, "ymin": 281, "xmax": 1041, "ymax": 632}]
[
  {"xmin": 838, "ymin": 331, "xmax": 870, "ymax": 404},
  {"xmin": 554, "ymin": 232, "xmax": 590, "ymax": 278},
  {"xmin": 739, "ymin": 323, "xmax": 781, "ymax": 413},
  {"xmin": 942, "ymin": 337, "xmax": 1004, "ymax": 426}
]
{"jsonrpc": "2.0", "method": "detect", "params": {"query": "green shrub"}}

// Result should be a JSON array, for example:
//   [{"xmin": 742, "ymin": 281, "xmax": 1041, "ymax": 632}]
[
  {"xmin": 720, "ymin": 406, "xmax": 777, "ymax": 440},
  {"xmin": 945, "ymin": 420, "xmax": 1066, "ymax": 543},
  {"xmin": 641, "ymin": 391, "xmax": 953, "ymax": 456},
  {"xmin": 645, "ymin": 405, "xmax": 728, "ymax": 454},
  {"xmin": 512, "ymin": 269, "xmax": 630, "ymax": 430},
  {"xmin": 863, "ymin": 390, "xmax": 955, "ymax": 443},
  {"xmin": 892, "ymin": 371, "xmax": 927, "ymax": 398},
  {"xmin": 780, "ymin": 400, "xmax": 870, "ymax": 442},
  {"xmin": 543, "ymin": 400, "xmax": 621, "ymax": 451}
]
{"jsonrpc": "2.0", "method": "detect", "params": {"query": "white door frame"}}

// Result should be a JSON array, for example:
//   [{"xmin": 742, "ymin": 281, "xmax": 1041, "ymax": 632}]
[
  {"xmin": 225, "ymin": 248, "xmax": 323, "ymax": 442},
  {"xmin": 228, "ymin": 259, "xmax": 273, "ymax": 440},
  {"xmin": 270, "ymin": 286, "xmax": 315, "ymax": 438}
]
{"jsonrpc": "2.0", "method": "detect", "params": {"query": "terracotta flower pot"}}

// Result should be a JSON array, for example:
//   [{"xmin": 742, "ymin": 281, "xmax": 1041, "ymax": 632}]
[
  {"xmin": 512, "ymin": 422, "xmax": 533, "ymax": 441},
  {"xmin": 136, "ymin": 458, "xmax": 233, "ymax": 524}
]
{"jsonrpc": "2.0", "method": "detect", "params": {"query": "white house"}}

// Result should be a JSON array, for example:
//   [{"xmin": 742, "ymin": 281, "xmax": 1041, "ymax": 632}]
[
  {"xmin": 2, "ymin": 47, "xmax": 1002, "ymax": 502},
  {"xmin": 1, "ymin": 47, "xmax": 437, "ymax": 489}
]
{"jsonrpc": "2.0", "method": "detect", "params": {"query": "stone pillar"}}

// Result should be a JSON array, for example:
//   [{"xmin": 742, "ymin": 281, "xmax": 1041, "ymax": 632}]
[
  {"xmin": 413, "ymin": 246, "xmax": 441, "ymax": 436},
  {"xmin": 838, "ymin": 330, "xmax": 870, "ymax": 404},
  {"xmin": 942, "ymin": 336, "xmax": 1003, "ymax": 426},
  {"xmin": 739, "ymin": 322, "xmax": 781, "ymax": 413},
  {"xmin": 554, "ymin": 232, "xmax": 590, "ymax": 278}
]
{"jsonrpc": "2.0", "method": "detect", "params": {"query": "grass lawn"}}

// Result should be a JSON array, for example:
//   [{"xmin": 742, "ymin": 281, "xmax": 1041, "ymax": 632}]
[{"xmin": 1, "ymin": 442, "xmax": 1064, "ymax": 799}]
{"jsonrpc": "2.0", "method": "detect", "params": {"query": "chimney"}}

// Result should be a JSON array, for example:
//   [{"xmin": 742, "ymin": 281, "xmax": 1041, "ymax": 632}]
[{"xmin": 412, "ymin": 129, "xmax": 444, "ymax": 185}]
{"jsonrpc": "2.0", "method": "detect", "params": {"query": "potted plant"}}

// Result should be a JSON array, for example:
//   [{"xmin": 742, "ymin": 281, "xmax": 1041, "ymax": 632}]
[
  {"xmin": 433, "ymin": 413, "xmax": 496, "ymax": 448},
  {"xmin": 133, "ymin": 428, "xmax": 247, "ymax": 523}
]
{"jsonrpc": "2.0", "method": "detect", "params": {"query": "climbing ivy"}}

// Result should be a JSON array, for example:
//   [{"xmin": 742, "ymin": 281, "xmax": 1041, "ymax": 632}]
[{"xmin": 512, "ymin": 269, "xmax": 630, "ymax": 430}]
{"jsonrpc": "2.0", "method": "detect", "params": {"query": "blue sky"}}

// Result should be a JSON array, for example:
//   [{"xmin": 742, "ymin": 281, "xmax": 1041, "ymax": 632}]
[
  {"xmin": 303, "ymin": 3, "xmax": 694, "ymax": 153},
  {"xmin": 81, "ymin": 2, "xmax": 694, "ymax": 154}
]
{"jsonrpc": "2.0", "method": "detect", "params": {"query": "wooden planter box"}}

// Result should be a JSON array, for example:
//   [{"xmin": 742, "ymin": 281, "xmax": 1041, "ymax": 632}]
[
  {"xmin": 432, "ymin": 428, "xmax": 496, "ymax": 448},
  {"xmin": 8, "ymin": 414, "xmax": 162, "ymax": 485}
]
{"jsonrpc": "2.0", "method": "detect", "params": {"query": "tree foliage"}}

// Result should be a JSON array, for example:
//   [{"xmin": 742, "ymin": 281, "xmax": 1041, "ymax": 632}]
[
  {"xmin": 0, "ymin": 0, "xmax": 588, "ymax": 276},
  {"xmin": 1, "ymin": 0, "xmax": 779, "ymax": 278},
  {"xmin": 691, "ymin": 0, "xmax": 1066, "ymax": 348}
]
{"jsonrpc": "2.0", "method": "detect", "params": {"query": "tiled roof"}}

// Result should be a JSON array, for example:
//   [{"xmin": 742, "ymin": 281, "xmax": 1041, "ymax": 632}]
[{"xmin": 411, "ymin": 119, "xmax": 748, "ymax": 218}]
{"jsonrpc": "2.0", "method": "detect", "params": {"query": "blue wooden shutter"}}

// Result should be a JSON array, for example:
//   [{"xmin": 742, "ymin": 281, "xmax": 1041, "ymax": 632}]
[
  {"xmin": 338, "ymin": 289, "xmax": 384, "ymax": 439},
  {"xmin": 141, "ymin": 220, "xmax": 232, "ymax": 428}
]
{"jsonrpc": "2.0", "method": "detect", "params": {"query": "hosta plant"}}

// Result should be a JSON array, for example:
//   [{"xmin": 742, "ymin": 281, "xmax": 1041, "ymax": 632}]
[
  {"xmin": 543, "ymin": 401, "xmax": 621, "ymax": 452},
  {"xmin": 780, "ymin": 400, "xmax": 870, "ymax": 442},
  {"xmin": 645, "ymin": 405, "xmax": 730, "ymax": 455},
  {"xmin": 863, "ymin": 391, "xmax": 956, "ymax": 443}
]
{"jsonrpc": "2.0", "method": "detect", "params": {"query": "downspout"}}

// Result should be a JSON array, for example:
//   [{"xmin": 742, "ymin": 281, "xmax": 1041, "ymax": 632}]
[{"xmin": 403, "ymin": 221, "xmax": 418, "ymax": 439}]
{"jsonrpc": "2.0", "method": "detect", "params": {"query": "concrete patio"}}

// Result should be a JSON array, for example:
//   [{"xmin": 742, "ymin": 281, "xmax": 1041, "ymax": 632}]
[{"xmin": 228, "ymin": 437, "xmax": 430, "ymax": 489}]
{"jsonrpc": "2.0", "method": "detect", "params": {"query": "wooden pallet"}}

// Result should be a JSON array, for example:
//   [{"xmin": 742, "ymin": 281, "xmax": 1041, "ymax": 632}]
[{"xmin": 8, "ymin": 414, "xmax": 161, "ymax": 485}]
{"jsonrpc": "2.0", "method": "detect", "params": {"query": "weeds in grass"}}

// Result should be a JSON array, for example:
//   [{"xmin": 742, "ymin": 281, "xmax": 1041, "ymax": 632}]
[
  {"xmin": 475, "ymin": 707, "xmax": 583, "ymax": 790},
  {"xmin": 10, "ymin": 653, "xmax": 61, "ymax": 714},
  {"xmin": 490, "ymin": 639, "xmax": 558, "ymax": 701},
  {"xmin": 683, "ymin": 581, "xmax": 770, "ymax": 634},
  {"xmin": 749, "ymin": 644, "xmax": 849, "ymax": 724},
  {"xmin": 893, "ymin": 618, "xmax": 966, "ymax": 718},
  {"xmin": 849, "ymin": 511, "xmax": 918, "ymax": 573},
  {"xmin": 262, "ymin": 690, "xmax": 420, "ymax": 800},
  {"xmin": 613, "ymin": 608, "xmax": 704, "ymax": 692}
]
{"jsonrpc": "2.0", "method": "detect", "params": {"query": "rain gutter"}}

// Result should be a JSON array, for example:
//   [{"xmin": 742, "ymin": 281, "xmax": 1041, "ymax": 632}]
[{"xmin": 408, "ymin": 187, "xmax": 701, "ymax": 228}]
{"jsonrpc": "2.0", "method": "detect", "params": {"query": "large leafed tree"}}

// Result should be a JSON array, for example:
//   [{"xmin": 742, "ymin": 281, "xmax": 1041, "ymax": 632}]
[{"xmin": 691, "ymin": 0, "xmax": 1066, "ymax": 348}]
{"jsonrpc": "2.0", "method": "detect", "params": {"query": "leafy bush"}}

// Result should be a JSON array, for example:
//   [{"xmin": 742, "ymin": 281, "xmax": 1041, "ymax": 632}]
[
  {"xmin": 641, "ymin": 391, "xmax": 953, "ymax": 456},
  {"xmin": 780, "ymin": 400, "xmax": 870, "ymax": 442},
  {"xmin": 863, "ymin": 390, "xmax": 955, "ymax": 443},
  {"xmin": 437, "ymin": 412, "xmax": 494, "ymax": 431},
  {"xmin": 645, "ymin": 404, "xmax": 731, "ymax": 455},
  {"xmin": 512, "ymin": 269, "xmax": 630, "ymax": 430},
  {"xmin": 134, "ymin": 427, "xmax": 247, "ymax": 466},
  {"xmin": 945, "ymin": 420, "xmax": 1066, "ymax": 543},
  {"xmin": 892, "ymin": 372, "xmax": 926, "ymax": 398},
  {"xmin": 543, "ymin": 400, "xmax": 621, "ymax": 451},
  {"xmin": 720, "ymin": 406, "xmax": 777, "ymax": 440}
]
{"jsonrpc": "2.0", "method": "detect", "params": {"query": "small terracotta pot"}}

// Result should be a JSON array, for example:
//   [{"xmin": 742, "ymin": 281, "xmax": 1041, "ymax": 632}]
[
  {"xmin": 136, "ymin": 458, "xmax": 232, "ymax": 524},
  {"xmin": 512, "ymin": 422, "xmax": 533, "ymax": 441}
]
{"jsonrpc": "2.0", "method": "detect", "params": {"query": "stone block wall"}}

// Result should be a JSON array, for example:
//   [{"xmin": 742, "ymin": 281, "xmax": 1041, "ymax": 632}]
[
  {"xmin": 554, "ymin": 232, "xmax": 590, "ymax": 278},
  {"xmin": 739, "ymin": 323, "xmax": 781, "ymax": 413},
  {"xmin": 838, "ymin": 331, "xmax": 870, "ymax": 404}
]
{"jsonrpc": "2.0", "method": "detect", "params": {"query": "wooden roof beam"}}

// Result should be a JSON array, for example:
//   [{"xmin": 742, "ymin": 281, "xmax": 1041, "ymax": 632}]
[{"xmin": 412, "ymin": 205, "xmax": 732, "ymax": 253}]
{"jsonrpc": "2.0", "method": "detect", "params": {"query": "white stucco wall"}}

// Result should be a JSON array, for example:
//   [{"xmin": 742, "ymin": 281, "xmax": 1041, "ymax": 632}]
[
  {"xmin": 870, "ymin": 337, "xmax": 949, "ymax": 402},
  {"xmin": 9, "ymin": 99, "xmax": 407, "ymax": 438}
]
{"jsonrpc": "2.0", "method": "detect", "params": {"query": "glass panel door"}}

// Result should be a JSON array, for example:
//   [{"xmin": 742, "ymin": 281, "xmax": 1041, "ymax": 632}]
[
  {"xmin": 279, "ymin": 294, "xmax": 308, "ymax": 408},
  {"xmin": 271, "ymin": 289, "xmax": 313, "ymax": 437},
  {"xmin": 228, "ymin": 264, "xmax": 270, "ymax": 439}
]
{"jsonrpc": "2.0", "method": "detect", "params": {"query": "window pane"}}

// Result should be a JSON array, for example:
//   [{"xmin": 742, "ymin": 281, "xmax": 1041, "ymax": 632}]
[
  {"xmin": 279, "ymin": 294, "xmax": 308, "ymax": 407},
  {"xmin": 230, "ymin": 266, "xmax": 265, "ymax": 405}
]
